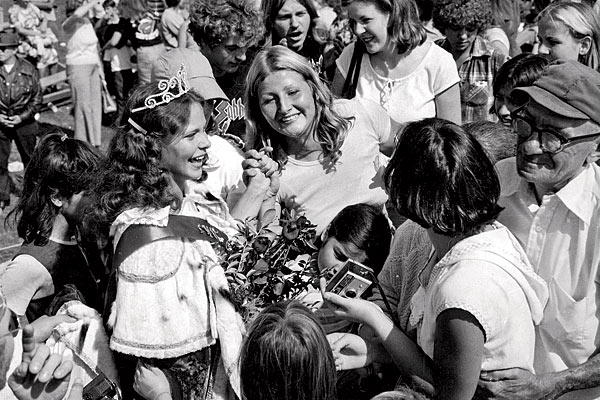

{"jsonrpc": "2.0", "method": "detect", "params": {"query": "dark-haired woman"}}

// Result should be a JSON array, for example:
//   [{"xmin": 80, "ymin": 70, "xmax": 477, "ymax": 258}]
[
  {"xmin": 1, "ymin": 133, "xmax": 102, "ymax": 322},
  {"xmin": 325, "ymin": 118, "xmax": 548, "ymax": 400}
]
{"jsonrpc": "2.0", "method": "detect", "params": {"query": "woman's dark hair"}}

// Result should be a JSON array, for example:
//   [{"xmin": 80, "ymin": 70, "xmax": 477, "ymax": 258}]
[
  {"xmin": 492, "ymin": 53, "xmax": 552, "ymax": 99},
  {"xmin": 327, "ymin": 203, "xmax": 392, "ymax": 274},
  {"xmin": 384, "ymin": 118, "xmax": 502, "ymax": 236},
  {"xmin": 6, "ymin": 133, "xmax": 100, "ymax": 246},
  {"xmin": 84, "ymin": 82, "xmax": 207, "ymax": 239},
  {"xmin": 240, "ymin": 301, "xmax": 338, "ymax": 400}
]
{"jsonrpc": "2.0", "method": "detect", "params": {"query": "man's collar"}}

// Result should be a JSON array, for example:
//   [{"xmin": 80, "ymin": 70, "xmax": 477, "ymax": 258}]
[
  {"xmin": 554, "ymin": 163, "xmax": 600, "ymax": 224},
  {"xmin": 469, "ymin": 36, "xmax": 493, "ymax": 58},
  {"xmin": 498, "ymin": 157, "xmax": 600, "ymax": 224}
]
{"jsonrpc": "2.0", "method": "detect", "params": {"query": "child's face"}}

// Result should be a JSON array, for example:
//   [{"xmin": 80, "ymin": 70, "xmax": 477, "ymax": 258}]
[
  {"xmin": 537, "ymin": 18, "xmax": 589, "ymax": 62},
  {"xmin": 318, "ymin": 237, "xmax": 368, "ymax": 276}
]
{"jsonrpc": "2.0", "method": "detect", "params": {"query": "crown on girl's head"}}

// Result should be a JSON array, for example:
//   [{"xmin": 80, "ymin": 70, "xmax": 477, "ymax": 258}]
[{"xmin": 131, "ymin": 64, "xmax": 190, "ymax": 113}]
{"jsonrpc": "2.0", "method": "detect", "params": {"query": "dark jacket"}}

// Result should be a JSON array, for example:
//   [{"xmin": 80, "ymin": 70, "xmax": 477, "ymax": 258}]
[{"xmin": 0, "ymin": 57, "xmax": 42, "ymax": 123}]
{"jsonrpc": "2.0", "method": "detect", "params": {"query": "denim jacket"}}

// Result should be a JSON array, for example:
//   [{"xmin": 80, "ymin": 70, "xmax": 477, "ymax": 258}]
[{"xmin": 0, "ymin": 57, "xmax": 42, "ymax": 123}]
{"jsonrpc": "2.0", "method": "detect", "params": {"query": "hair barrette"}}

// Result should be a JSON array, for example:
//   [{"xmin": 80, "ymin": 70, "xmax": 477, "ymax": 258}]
[
  {"xmin": 128, "ymin": 118, "xmax": 148, "ymax": 134},
  {"xmin": 131, "ymin": 64, "xmax": 190, "ymax": 113},
  {"xmin": 60, "ymin": 133, "xmax": 68, "ymax": 142}
]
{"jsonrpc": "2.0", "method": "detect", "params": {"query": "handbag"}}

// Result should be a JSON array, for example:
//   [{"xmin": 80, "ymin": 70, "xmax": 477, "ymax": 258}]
[
  {"xmin": 341, "ymin": 40, "xmax": 365, "ymax": 100},
  {"xmin": 101, "ymin": 79, "xmax": 117, "ymax": 114}
]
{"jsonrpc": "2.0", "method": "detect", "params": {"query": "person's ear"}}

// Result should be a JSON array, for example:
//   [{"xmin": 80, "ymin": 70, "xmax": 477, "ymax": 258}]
[
  {"xmin": 579, "ymin": 36, "xmax": 593, "ymax": 56},
  {"xmin": 50, "ymin": 194, "xmax": 63, "ymax": 208}
]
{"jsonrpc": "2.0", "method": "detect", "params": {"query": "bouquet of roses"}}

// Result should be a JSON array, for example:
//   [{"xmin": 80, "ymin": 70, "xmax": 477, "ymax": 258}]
[{"xmin": 222, "ymin": 209, "xmax": 320, "ymax": 322}]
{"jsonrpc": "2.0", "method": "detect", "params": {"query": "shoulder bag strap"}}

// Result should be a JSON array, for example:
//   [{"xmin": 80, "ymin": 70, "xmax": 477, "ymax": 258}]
[{"xmin": 341, "ymin": 40, "xmax": 365, "ymax": 99}]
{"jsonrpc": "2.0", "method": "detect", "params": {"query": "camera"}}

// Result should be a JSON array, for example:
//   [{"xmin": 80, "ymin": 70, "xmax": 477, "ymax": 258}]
[
  {"xmin": 83, "ymin": 373, "xmax": 119, "ymax": 400},
  {"xmin": 325, "ymin": 260, "xmax": 375, "ymax": 299}
]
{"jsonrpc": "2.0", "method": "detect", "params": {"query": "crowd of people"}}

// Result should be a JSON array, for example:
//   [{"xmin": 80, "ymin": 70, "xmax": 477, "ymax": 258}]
[{"xmin": 2, "ymin": 0, "xmax": 600, "ymax": 399}]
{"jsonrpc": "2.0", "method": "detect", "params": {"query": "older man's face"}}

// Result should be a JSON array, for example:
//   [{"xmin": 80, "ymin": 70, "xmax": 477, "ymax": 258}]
[{"xmin": 515, "ymin": 100, "xmax": 600, "ymax": 193}]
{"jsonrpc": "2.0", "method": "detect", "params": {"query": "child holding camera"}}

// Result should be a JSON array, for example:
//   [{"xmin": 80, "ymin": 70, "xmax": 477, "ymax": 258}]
[{"xmin": 299, "ymin": 203, "xmax": 392, "ymax": 334}]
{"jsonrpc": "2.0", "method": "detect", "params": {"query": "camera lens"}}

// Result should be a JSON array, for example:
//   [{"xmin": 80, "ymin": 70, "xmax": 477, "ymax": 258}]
[{"xmin": 345, "ymin": 288, "xmax": 357, "ymax": 298}]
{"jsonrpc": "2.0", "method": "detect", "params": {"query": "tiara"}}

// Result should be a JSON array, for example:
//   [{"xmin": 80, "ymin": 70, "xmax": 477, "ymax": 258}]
[{"xmin": 131, "ymin": 64, "xmax": 190, "ymax": 113}]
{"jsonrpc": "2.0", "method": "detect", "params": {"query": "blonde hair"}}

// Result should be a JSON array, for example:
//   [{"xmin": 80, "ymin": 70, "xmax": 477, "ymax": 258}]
[
  {"xmin": 245, "ymin": 46, "xmax": 352, "ymax": 166},
  {"xmin": 538, "ymin": 1, "xmax": 600, "ymax": 71}
]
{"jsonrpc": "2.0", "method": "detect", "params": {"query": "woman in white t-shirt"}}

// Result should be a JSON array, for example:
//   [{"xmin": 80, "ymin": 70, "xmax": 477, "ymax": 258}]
[
  {"xmin": 245, "ymin": 45, "xmax": 395, "ymax": 236},
  {"xmin": 331, "ymin": 0, "xmax": 460, "ymax": 128}
]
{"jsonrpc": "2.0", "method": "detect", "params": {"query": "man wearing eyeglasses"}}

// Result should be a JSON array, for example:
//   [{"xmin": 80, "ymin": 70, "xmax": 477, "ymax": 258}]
[
  {"xmin": 478, "ymin": 59, "xmax": 600, "ymax": 399},
  {"xmin": 0, "ymin": 289, "xmax": 82, "ymax": 400}
]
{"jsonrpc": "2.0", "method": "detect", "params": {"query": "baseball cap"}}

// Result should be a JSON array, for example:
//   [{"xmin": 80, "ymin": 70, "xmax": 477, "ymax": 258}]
[
  {"xmin": 511, "ymin": 59, "xmax": 600, "ymax": 126},
  {"xmin": 152, "ymin": 48, "xmax": 228, "ymax": 102}
]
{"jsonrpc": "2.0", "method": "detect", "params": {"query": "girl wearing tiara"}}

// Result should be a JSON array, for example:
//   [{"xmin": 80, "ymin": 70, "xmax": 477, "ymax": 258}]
[{"xmin": 85, "ymin": 66, "xmax": 276, "ymax": 400}]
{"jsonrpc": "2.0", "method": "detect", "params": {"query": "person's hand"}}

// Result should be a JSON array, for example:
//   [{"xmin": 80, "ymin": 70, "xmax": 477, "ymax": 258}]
[
  {"xmin": 321, "ymin": 290, "xmax": 383, "ymax": 325},
  {"xmin": 477, "ymin": 368, "xmax": 563, "ymax": 400},
  {"xmin": 243, "ymin": 147, "xmax": 277, "ymax": 176},
  {"xmin": 7, "ymin": 116, "xmax": 23, "ymax": 127},
  {"xmin": 278, "ymin": 38, "xmax": 288, "ymax": 48},
  {"xmin": 327, "ymin": 332, "xmax": 372, "ymax": 371},
  {"xmin": 66, "ymin": 378, "xmax": 84, "ymax": 400},
  {"xmin": 133, "ymin": 361, "xmax": 172, "ymax": 400},
  {"xmin": 30, "ymin": 315, "xmax": 77, "ymax": 344},
  {"xmin": 8, "ymin": 325, "xmax": 74, "ymax": 400},
  {"xmin": 0, "ymin": 114, "xmax": 10, "ymax": 127}
]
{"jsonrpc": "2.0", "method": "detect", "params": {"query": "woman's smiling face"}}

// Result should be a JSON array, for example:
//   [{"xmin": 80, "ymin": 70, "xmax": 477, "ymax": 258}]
[
  {"xmin": 347, "ymin": 1, "xmax": 390, "ymax": 54},
  {"xmin": 161, "ymin": 102, "xmax": 211, "ymax": 189},
  {"xmin": 258, "ymin": 70, "xmax": 316, "ymax": 141}
]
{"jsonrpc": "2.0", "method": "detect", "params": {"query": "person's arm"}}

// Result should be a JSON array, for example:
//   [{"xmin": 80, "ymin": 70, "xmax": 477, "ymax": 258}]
[
  {"xmin": 30, "ymin": 0, "xmax": 55, "ymax": 11},
  {"xmin": 434, "ymin": 82, "xmax": 461, "ymax": 125},
  {"xmin": 0, "ymin": 255, "xmax": 53, "ymax": 315},
  {"xmin": 63, "ymin": 0, "xmax": 102, "ymax": 34},
  {"xmin": 102, "ymin": 31, "xmax": 123, "ymax": 50},
  {"xmin": 477, "ymin": 358, "xmax": 599, "ymax": 400},
  {"xmin": 18, "ymin": 67, "xmax": 42, "ymax": 124},
  {"xmin": 434, "ymin": 308, "xmax": 485, "ymax": 400},
  {"xmin": 323, "ymin": 292, "xmax": 434, "ymax": 383},
  {"xmin": 177, "ymin": 20, "xmax": 190, "ymax": 48}
]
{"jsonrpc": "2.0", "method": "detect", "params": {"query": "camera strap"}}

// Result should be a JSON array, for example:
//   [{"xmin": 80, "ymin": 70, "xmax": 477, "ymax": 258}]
[{"xmin": 54, "ymin": 322, "xmax": 122, "ymax": 399}]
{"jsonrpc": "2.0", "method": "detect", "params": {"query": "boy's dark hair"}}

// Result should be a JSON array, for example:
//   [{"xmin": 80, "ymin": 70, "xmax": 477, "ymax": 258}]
[
  {"xmin": 384, "ymin": 118, "xmax": 502, "ymax": 235},
  {"xmin": 432, "ymin": 0, "xmax": 492, "ymax": 32},
  {"xmin": 188, "ymin": 0, "xmax": 265, "ymax": 49},
  {"xmin": 492, "ymin": 53, "xmax": 552, "ymax": 99},
  {"xmin": 327, "ymin": 203, "xmax": 392, "ymax": 274}
]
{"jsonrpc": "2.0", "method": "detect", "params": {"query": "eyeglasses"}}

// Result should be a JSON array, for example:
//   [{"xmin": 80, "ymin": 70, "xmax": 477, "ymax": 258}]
[
  {"xmin": 511, "ymin": 107, "xmax": 600, "ymax": 154},
  {"xmin": 0, "ymin": 307, "xmax": 21, "ymax": 339}
]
